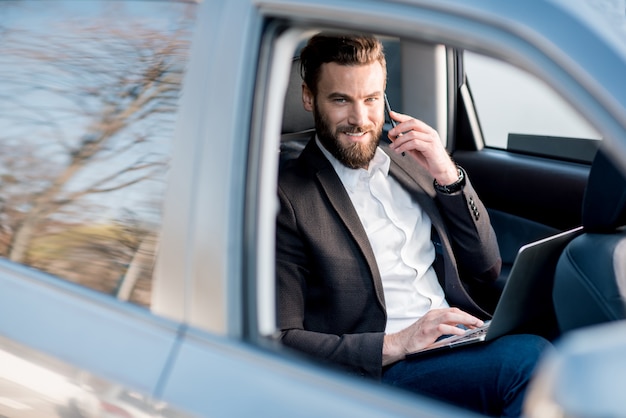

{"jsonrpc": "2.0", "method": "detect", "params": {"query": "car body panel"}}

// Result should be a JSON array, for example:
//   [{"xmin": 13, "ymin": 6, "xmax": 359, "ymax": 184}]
[
  {"xmin": 0, "ymin": 259, "xmax": 191, "ymax": 417},
  {"xmin": 525, "ymin": 320, "xmax": 626, "ymax": 418},
  {"xmin": 152, "ymin": 0, "xmax": 263, "ymax": 334},
  {"xmin": 160, "ymin": 329, "xmax": 475, "ymax": 417},
  {"xmin": 0, "ymin": 0, "xmax": 624, "ymax": 417},
  {"xmin": 0, "ymin": 259, "xmax": 179, "ymax": 394}
]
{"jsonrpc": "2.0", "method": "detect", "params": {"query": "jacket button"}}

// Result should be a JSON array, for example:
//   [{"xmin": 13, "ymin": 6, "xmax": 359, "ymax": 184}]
[{"xmin": 468, "ymin": 197, "xmax": 479, "ymax": 220}]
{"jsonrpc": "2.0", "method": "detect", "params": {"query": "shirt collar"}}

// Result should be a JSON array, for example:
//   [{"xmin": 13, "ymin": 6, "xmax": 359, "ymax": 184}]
[{"xmin": 316, "ymin": 136, "xmax": 390, "ymax": 192}]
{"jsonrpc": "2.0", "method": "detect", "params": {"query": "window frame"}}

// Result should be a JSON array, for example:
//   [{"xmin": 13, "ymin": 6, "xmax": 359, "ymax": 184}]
[{"xmin": 244, "ymin": 0, "xmax": 626, "ymax": 344}]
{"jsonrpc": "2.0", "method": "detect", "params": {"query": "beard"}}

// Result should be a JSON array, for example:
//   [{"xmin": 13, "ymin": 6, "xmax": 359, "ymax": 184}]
[{"xmin": 313, "ymin": 104, "xmax": 383, "ymax": 169}]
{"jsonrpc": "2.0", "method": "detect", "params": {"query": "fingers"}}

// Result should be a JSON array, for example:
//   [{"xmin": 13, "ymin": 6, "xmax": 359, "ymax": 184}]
[
  {"xmin": 412, "ymin": 308, "xmax": 484, "ymax": 343},
  {"xmin": 427, "ymin": 307, "xmax": 484, "ymax": 330},
  {"xmin": 391, "ymin": 308, "xmax": 484, "ymax": 357},
  {"xmin": 388, "ymin": 110, "xmax": 434, "ymax": 140},
  {"xmin": 390, "ymin": 130, "xmax": 442, "ymax": 158},
  {"xmin": 437, "ymin": 323, "xmax": 469, "ymax": 337},
  {"xmin": 387, "ymin": 110, "xmax": 457, "ymax": 180},
  {"xmin": 386, "ymin": 110, "xmax": 444, "ymax": 157}
]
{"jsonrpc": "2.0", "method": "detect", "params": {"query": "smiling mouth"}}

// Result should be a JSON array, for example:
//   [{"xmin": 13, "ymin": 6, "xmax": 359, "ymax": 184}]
[{"xmin": 343, "ymin": 130, "xmax": 368, "ymax": 140}]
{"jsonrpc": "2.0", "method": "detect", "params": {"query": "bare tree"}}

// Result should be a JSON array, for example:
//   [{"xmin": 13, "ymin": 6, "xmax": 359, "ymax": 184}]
[{"xmin": 0, "ymin": 3, "xmax": 195, "ymax": 265}]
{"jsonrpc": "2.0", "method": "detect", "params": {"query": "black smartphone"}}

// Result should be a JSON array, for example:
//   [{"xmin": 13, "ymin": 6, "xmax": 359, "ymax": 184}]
[
  {"xmin": 384, "ymin": 93, "xmax": 404, "ymax": 155},
  {"xmin": 384, "ymin": 93, "xmax": 396, "ymax": 128}
]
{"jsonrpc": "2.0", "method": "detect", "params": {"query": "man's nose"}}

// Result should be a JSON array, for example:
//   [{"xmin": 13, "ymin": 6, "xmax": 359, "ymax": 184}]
[{"xmin": 347, "ymin": 102, "xmax": 368, "ymax": 126}]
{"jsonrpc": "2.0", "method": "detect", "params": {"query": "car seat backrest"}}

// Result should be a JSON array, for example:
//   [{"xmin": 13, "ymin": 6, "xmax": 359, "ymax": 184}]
[
  {"xmin": 582, "ymin": 149, "xmax": 626, "ymax": 232},
  {"xmin": 281, "ymin": 58, "xmax": 314, "ymax": 135},
  {"xmin": 553, "ymin": 147, "xmax": 626, "ymax": 333},
  {"xmin": 280, "ymin": 58, "xmax": 315, "ymax": 167}
]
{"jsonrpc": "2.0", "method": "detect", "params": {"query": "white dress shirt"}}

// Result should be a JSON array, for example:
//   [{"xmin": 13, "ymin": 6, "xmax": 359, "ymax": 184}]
[{"xmin": 317, "ymin": 138, "xmax": 449, "ymax": 334}]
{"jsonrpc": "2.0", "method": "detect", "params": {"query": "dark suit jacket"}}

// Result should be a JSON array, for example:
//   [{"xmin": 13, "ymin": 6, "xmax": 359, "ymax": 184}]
[{"xmin": 276, "ymin": 138, "xmax": 501, "ymax": 379}]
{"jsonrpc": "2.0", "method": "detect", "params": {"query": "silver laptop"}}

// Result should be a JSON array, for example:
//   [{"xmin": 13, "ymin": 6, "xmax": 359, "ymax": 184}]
[{"xmin": 406, "ymin": 226, "xmax": 583, "ymax": 358}]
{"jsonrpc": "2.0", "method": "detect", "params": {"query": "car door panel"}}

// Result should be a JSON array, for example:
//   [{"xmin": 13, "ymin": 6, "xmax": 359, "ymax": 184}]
[
  {"xmin": 455, "ymin": 149, "xmax": 588, "ymax": 231},
  {"xmin": 454, "ymin": 149, "xmax": 589, "ymax": 277},
  {"xmin": 160, "ymin": 329, "xmax": 478, "ymax": 417},
  {"xmin": 0, "ymin": 259, "xmax": 180, "ymax": 397}
]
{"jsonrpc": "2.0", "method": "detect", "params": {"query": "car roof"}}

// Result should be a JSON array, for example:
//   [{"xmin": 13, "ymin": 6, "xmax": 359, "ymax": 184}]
[{"xmin": 401, "ymin": 0, "xmax": 625, "ymax": 59}]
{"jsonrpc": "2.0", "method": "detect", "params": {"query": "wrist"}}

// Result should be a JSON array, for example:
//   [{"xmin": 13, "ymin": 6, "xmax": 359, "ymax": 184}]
[
  {"xmin": 382, "ymin": 333, "xmax": 406, "ymax": 366},
  {"xmin": 434, "ymin": 166, "xmax": 465, "ymax": 194}
]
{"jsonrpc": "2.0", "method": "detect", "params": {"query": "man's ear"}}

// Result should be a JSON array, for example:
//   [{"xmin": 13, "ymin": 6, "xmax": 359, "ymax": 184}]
[{"xmin": 302, "ymin": 83, "xmax": 314, "ymax": 112}]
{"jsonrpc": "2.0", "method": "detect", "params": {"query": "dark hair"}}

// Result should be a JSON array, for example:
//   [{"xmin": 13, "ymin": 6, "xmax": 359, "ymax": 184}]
[{"xmin": 299, "ymin": 33, "xmax": 387, "ymax": 95}]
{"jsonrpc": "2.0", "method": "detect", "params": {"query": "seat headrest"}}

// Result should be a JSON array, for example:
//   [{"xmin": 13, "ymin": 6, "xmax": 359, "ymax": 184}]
[
  {"xmin": 583, "ymin": 147, "xmax": 626, "ymax": 232},
  {"xmin": 281, "ymin": 58, "xmax": 315, "ymax": 135}
]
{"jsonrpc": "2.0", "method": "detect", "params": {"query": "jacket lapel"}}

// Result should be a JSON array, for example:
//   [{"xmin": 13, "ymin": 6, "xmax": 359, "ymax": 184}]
[{"xmin": 302, "ymin": 140, "xmax": 387, "ymax": 310}]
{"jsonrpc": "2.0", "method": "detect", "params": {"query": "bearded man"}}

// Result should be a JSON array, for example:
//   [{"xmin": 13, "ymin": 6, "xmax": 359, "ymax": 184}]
[{"xmin": 276, "ymin": 33, "xmax": 549, "ymax": 417}]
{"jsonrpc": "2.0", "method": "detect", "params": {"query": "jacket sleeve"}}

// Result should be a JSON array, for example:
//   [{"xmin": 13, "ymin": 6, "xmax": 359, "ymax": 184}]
[{"xmin": 434, "ymin": 168, "xmax": 501, "ymax": 283}]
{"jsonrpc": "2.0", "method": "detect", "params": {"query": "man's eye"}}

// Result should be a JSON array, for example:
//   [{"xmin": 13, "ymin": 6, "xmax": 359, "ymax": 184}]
[{"xmin": 333, "ymin": 98, "xmax": 347, "ymax": 103}]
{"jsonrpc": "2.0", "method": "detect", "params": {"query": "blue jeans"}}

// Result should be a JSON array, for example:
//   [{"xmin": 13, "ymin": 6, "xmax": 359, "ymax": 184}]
[{"xmin": 382, "ymin": 334, "xmax": 550, "ymax": 417}]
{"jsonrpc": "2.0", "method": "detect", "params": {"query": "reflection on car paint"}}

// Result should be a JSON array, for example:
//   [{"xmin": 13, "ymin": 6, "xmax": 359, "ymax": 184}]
[{"xmin": 0, "ymin": 336, "xmax": 196, "ymax": 418}]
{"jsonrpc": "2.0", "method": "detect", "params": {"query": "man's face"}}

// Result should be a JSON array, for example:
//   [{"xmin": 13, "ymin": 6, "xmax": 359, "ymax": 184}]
[{"xmin": 303, "ymin": 62, "xmax": 385, "ymax": 169}]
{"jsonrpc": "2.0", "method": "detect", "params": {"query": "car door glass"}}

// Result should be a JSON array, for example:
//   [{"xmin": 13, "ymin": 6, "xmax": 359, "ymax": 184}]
[
  {"xmin": 0, "ymin": 1, "xmax": 196, "ymax": 308},
  {"xmin": 465, "ymin": 51, "xmax": 602, "ymax": 161}
]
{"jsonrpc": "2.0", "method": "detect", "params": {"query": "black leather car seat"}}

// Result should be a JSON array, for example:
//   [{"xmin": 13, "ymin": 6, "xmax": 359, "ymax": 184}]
[{"xmin": 552, "ymin": 147, "xmax": 626, "ymax": 333}]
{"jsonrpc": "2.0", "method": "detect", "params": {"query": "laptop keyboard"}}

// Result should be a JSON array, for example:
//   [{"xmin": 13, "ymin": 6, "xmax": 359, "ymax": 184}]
[{"xmin": 447, "ymin": 321, "xmax": 491, "ymax": 346}]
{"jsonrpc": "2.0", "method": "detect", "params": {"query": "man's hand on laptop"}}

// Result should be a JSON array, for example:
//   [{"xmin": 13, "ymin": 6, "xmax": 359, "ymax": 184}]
[{"xmin": 382, "ymin": 308, "xmax": 484, "ymax": 366}]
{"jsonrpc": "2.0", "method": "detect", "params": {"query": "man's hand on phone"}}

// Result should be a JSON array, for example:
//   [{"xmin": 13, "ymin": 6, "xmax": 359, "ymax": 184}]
[{"xmin": 387, "ymin": 110, "xmax": 458, "ymax": 185}]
